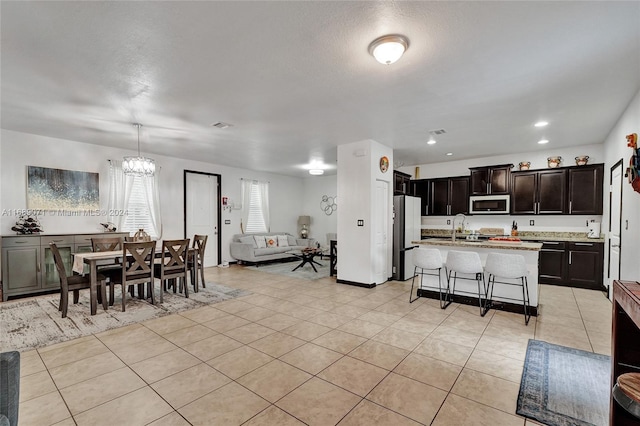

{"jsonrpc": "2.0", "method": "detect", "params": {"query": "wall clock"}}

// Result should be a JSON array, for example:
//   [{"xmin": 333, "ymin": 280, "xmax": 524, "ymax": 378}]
[{"xmin": 379, "ymin": 156, "xmax": 389, "ymax": 173}]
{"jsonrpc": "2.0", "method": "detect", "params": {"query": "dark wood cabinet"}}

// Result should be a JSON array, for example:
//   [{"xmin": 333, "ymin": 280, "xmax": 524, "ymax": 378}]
[
  {"xmin": 539, "ymin": 240, "xmax": 604, "ymax": 290},
  {"xmin": 394, "ymin": 171, "xmax": 412, "ymax": 195},
  {"xmin": 511, "ymin": 169, "xmax": 566, "ymax": 214},
  {"xmin": 538, "ymin": 241, "xmax": 567, "ymax": 285},
  {"xmin": 567, "ymin": 242, "xmax": 604, "ymax": 289},
  {"xmin": 568, "ymin": 164, "xmax": 604, "ymax": 215},
  {"xmin": 469, "ymin": 164, "xmax": 513, "ymax": 195},
  {"xmin": 429, "ymin": 176, "xmax": 469, "ymax": 216},
  {"xmin": 411, "ymin": 179, "xmax": 430, "ymax": 216}
]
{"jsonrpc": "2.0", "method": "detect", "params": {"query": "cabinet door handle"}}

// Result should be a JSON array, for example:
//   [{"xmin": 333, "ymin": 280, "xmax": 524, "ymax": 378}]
[
  {"xmin": 542, "ymin": 241, "xmax": 561, "ymax": 245},
  {"xmin": 611, "ymin": 244, "xmax": 620, "ymax": 248},
  {"xmin": 52, "ymin": 239, "xmax": 64, "ymax": 242},
  {"xmin": 569, "ymin": 200, "xmax": 572, "ymax": 214},
  {"xmin": 14, "ymin": 241, "xmax": 26, "ymax": 244},
  {"xmin": 575, "ymin": 242, "xmax": 593, "ymax": 246},
  {"xmin": 569, "ymin": 251, "xmax": 572, "ymax": 264}
]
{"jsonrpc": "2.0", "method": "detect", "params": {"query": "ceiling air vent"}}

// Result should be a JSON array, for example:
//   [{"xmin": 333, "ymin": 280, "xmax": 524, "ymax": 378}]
[
  {"xmin": 211, "ymin": 122, "xmax": 233, "ymax": 129},
  {"xmin": 429, "ymin": 129, "xmax": 446, "ymax": 135}
]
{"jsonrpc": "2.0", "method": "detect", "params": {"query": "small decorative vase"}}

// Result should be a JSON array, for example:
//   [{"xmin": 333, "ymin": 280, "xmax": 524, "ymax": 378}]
[
  {"xmin": 133, "ymin": 228, "xmax": 150, "ymax": 242},
  {"xmin": 519, "ymin": 162, "xmax": 531, "ymax": 171},
  {"xmin": 575, "ymin": 155, "xmax": 589, "ymax": 166},
  {"xmin": 547, "ymin": 156, "xmax": 562, "ymax": 168}
]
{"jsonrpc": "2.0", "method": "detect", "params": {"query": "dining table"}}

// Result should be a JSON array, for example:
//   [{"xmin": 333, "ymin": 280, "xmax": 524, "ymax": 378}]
[{"xmin": 72, "ymin": 245, "xmax": 199, "ymax": 315}]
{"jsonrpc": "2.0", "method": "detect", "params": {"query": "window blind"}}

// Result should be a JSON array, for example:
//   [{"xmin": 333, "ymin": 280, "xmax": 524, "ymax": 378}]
[
  {"xmin": 245, "ymin": 183, "xmax": 267, "ymax": 233},
  {"xmin": 121, "ymin": 176, "xmax": 159, "ymax": 238}
]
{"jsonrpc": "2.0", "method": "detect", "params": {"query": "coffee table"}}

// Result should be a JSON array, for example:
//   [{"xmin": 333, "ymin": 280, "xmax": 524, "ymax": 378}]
[{"xmin": 288, "ymin": 248, "xmax": 323, "ymax": 272}]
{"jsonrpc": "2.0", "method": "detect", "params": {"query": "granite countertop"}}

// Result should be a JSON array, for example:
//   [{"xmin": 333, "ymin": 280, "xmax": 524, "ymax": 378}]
[
  {"xmin": 414, "ymin": 238, "xmax": 542, "ymax": 251},
  {"xmin": 421, "ymin": 229, "xmax": 604, "ymax": 243}
]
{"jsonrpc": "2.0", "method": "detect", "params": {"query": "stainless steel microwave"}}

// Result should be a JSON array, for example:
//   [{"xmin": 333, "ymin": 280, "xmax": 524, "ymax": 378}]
[{"xmin": 469, "ymin": 194, "xmax": 510, "ymax": 214}]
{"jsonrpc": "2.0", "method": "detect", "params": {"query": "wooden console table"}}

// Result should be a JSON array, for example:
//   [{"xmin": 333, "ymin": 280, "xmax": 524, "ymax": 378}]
[{"xmin": 611, "ymin": 280, "xmax": 640, "ymax": 425}]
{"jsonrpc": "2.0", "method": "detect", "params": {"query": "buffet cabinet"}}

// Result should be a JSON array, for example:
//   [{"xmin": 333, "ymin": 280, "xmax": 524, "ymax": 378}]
[{"xmin": 1, "ymin": 232, "xmax": 128, "ymax": 301}]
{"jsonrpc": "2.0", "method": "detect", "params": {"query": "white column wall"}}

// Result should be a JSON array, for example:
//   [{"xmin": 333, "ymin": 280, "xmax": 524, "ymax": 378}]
[
  {"xmin": 0, "ymin": 129, "xmax": 304, "ymax": 264},
  {"xmin": 602, "ymin": 88, "xmax": 640, "ymax": 283},
  {"xmin": 337, "ymin": 139, "xmax": 393, "ymax": 286}
]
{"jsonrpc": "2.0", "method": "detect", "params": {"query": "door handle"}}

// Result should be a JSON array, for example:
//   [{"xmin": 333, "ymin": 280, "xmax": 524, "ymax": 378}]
[
  {"xmin": 542, "ymin": 241, "xmax": 561, "ymax": 245},
  {"xmin": 569, "ymin": 200, "xmax": 572, "ymax": 214},
  {"xmin": 574, "ymin": 243, "xmax": 593, "ymax": 246},
  {"xmin": 569, "ymin": 252, "xmax": 572, "ymax": 264}
]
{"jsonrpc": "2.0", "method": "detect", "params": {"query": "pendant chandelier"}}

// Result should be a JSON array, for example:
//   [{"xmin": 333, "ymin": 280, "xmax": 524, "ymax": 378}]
[{"xmin": 123, "ymin": 123, "xmax": 155, "ymax": 177}]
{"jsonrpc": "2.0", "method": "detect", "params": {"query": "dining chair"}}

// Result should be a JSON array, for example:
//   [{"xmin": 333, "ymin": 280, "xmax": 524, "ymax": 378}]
[
  {"xmin": 188, "ymin": 234, "xmax": 208, "ymax": 291},
  {"xmin": 109, "ymin": 241, "xmax": 155, "ymax": 312},
  {"xmin": 50, "ymin": 242, "xmax": 107, "ymax": 318},
  {"xmin": 155, "ymin": 238, "xmax": 190, "ymax": 302},
  {"xmin": 91, "ymin": 236, "xmax": 124, "ymax": 305}
]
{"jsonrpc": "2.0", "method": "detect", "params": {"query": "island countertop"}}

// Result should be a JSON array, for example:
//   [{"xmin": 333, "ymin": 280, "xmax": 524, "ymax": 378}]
[{"xmin": 412, "ymin": 238, "xmax": 542, "ymax": 251}]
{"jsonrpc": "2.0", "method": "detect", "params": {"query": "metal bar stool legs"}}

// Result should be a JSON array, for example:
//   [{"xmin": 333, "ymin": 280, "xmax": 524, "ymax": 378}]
[
  {"xmin": 484, "ymin": 252, "xmax": 531, "ymax": 324},
  {"xmin": 409, "ymin": 248, "xmax": 449, "ymax": 308},
  {"xmin": 444, "ymin": 250, "xmax": 487, "ymax": 316}
]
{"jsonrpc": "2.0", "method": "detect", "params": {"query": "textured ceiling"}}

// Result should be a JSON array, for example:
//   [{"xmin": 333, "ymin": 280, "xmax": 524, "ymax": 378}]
[{"xmin": 1, "ymin": 1, "xmax": 639, "ymax": 177}]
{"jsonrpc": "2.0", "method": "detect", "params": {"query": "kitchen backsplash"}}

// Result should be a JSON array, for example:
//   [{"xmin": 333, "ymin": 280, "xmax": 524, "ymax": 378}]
[{"xmin": 421, "ymin": 214, "xmax": 603, "ymax": 234}]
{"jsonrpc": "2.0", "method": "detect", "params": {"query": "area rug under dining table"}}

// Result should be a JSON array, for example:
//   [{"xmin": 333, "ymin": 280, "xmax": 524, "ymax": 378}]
[
  {"xmin": 0, "ymin": 282, "xmax": 249, "ymax": 352},
  {"xmin": 517, "ymin": 339, "xmax": 611, "ymax": 426}
]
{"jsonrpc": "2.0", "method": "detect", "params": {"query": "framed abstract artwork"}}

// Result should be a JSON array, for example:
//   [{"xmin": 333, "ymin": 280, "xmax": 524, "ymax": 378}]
[{"xmin": 27, "ymin": 166, "xmax": 99, "ymax": 211}]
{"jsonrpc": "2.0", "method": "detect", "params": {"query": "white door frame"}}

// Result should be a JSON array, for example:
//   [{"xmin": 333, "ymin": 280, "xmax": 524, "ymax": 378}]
[
  {"xmin": 607, "ymin": 159, "xmax": 624, "ymax": 299},
  {"xmin": 183, "ymin": 170, "xmax": 222, "ymax": 266}
]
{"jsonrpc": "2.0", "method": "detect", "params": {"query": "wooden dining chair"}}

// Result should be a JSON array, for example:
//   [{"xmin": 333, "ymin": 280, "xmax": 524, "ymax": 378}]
[
  {"xmin": 188, "ymin": 234, "xmax": 208, "ymax": 292},
  {"xmin": 155, "ymin": 239, "xmax": 190, "ymax": 302},
  {"xmin": 91, "ymin": 236, "xmax": 124, "ymax": 305},
  {"xmin": 50, "ymin": 242, "xmax": 107, "ymax": 318},
  {"xmin": 109, "ymin": 241, "xmax": 155, "ymax": 312}
]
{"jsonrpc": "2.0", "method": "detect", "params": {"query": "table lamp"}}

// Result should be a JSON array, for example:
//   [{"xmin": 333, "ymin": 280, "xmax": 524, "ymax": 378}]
[{"xmin": 298, "ymin": 215, "xmax": 310, "ymax": 239}]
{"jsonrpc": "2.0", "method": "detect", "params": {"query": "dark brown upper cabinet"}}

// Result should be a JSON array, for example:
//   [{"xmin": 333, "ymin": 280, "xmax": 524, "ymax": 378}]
[
  {"xmin": 429, "ymin": 176, "xmax": 470, "ymax": 216},
  {"xmin": 511, "ymin": 169, "xmax": 567, "ymax": 214},
  {"xmin": 469, "ymin": 164, "xmax": 513, "ymax": 195},
  {"xmin": 393, "ymin": 171, "xmax": 412, "ymax": 196},
  {"xmin": 568, "ymin": 164, "xmax": 604, "ymax": 215},
  {"xmin": 411, "ymin": 179, "xmax": 430, "ymax": 216}
]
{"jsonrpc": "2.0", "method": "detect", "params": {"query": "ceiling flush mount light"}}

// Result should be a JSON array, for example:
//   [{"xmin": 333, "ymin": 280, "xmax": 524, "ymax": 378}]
[
  {"xmin": 538, "ymin": 139, "xmax": 549, "ymax": 144},
  {"xmin": 309, "ymin": 169, "xmax": 324, "ymax": 176},
  {"xmin": 446, "ymin": 152, "xmax": 453, "ymax": 156},
  {"xmin": 123, "ymin": 123, "xmax": 155, "ymax": 177},
  {"xmin": 534, "ymin": 121, "xmax": 549, "ymax": 127},
  {"xmin": 368, "ymin": 34, "xmax": 409, "ymax": 65},
  {"xmin": 427, "ymin": 137, "xmax": 437, "ymax": 145}
]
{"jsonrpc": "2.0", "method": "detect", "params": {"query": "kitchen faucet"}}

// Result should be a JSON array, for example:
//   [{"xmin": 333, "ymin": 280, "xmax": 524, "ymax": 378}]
[{"xmin": 452, "ymin": 213, "xmax": 466, "ymax": 242}]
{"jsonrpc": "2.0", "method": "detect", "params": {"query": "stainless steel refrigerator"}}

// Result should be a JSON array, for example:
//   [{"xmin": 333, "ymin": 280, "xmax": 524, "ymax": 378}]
[{"xmin": 392, "ymin": 195, "xmax": 421, "ymax": 281}]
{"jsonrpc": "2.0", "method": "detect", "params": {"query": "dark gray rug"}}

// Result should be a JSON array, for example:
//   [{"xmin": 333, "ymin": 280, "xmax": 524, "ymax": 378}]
[
  {"xmin": 247, "ymin": 257, "xmax": 330, "ymax": 280},
  {"xmin": 517, "ymin": 339, "xmax": 610, "ymax": 426},
  {"xmin": 0, "ymin": 282, "xmax": 249, "ymax": 352}
]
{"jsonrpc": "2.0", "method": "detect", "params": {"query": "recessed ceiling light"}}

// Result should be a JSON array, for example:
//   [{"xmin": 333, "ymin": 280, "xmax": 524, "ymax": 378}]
[
  {"xmin": 534, "ymin": 121, "xmax": 549, "ymax": 127},
  {"xmin": 309, "ymin": 169, "xmax": 324, "ymax": 175},
  {"xmin": 427, "ymin": 138, "xmax": 436, "ymax": 145},
  {"xmin": 446, "ymin": 152, "xmax": 453, "ymax": 156},
  {"xmin": 211, "ymin": 122, "xmax": 233, "ymax": 129},
  {"xmin": 538, "ymin": 139, "xmax": 549, "ymax": 144}
]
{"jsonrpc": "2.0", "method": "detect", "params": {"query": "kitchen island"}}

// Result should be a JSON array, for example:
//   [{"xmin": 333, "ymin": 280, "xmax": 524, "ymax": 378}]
[{"xmin": 412, "ymin": 238, "xmax": 542, "ymax": 316}]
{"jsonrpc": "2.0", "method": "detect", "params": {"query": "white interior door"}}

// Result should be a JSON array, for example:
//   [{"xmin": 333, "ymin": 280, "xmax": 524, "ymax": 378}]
[
  {"xmin": 186, "ymin": 172, "xmax": 218, "ymax": 267},
  {"xmin": 608, "ymin": 160, "xmax": 623, "ymax": 299},
  {"xmin": 374, "ymin": 180, "xmax": 389, "ymax": 284}
]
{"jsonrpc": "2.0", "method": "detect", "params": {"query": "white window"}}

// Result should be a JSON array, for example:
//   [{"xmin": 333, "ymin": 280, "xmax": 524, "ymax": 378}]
[
  {"xmin": 107, "ymin": 161, "xmax": 162, "ymax": 239},
  {"xmin": 242, "ymin": 180, "xmax": 269, "ymax": 233}
]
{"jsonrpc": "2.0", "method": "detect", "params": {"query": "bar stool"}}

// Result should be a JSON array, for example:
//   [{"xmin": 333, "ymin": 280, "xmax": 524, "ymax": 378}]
[
  {"xmin": 484, "ymin": 252, "xmax": 530, "ymax": 324},
  {"xmin": 613, "ymin": 373, "xmax": 640, "ymax": 420},
  {"xmin": 409, "ymin": 248, "xmax": 447, "ymax": 307},
  {"xmin": 445, "ymin": 250, "xmax": 487, "ymax": 315}
]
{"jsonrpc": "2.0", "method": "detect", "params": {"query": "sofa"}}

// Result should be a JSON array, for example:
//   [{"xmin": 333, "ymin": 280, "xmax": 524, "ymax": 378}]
[{"xmin": 230, "ymin": 232, "xmax": 316, "ymax": 265}]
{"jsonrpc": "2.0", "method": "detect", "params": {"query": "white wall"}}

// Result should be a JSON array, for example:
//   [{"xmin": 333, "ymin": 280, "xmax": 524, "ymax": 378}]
[
  {"xmin": 0, "ymin": 129, "xmax": 305, "ymax": 264},
  {"xmin": 602, "ymin": 88, "xmax": 640, "ymax": 282},
  {"xmin": 301, "ymin": 174, "xmax": 337, "ymax": 244},
  {"xmin": 337, "ymin": 140, "xmax": 393, "ymax": 285},
  {"xmin": 399, "ymin": 143, "xmax": 605, "ymax": 234}
]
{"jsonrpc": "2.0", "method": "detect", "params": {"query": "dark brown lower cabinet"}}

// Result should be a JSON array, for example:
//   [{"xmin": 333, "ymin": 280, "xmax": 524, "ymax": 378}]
[{"xmin": 538, "ymin": 241, "xmax": 604, "ymax": 290}]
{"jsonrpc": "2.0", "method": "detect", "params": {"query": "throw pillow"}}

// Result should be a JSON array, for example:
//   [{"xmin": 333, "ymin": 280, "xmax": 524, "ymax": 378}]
[
  {"xmin": 239, "ymin": 235, "xmax": 257, "ymax": 248},
  {"xmin": 254, "ymin": 235, "xmax": 267, "ymax": 249},
  {"xmin": 287, "ymin": 235, "xmax": 297, "ymax": 246},
  {"xmin": 265, "ymin": 236, "xmax": 278, "ymax": 248},
  {"xmin": 277, "ymin": 235, "xmax": 289, "ymax": 247}
]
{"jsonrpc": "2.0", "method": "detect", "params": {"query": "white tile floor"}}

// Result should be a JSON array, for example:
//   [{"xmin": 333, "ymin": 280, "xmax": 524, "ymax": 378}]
[{"xmin": 17, "ymin": 265, "xmax": 612, "ymax": 425}]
